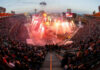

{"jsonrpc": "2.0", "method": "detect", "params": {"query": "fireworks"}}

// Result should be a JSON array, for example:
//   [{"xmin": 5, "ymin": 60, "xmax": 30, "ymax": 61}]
[{"xmin": 26, "ymin": 14, "xmax": 77, "ymax": 46}]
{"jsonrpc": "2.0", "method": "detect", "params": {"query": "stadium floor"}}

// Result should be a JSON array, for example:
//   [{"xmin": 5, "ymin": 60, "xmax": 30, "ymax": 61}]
[{"xmin": 40, "ymin": 52, "xmax": 63, "ymax": 70}]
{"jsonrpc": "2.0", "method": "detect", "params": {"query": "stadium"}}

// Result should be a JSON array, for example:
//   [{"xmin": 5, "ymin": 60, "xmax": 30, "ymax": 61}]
[{"xmin": 0, "ymin": 0, "xmax": 100, "ymax": 70}]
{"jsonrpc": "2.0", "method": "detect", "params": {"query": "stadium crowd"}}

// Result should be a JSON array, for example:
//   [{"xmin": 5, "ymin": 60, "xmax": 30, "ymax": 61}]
[
  {"xmin": 0, "ymin": 35, "xmax": 47, "ymax": 70},
  {"xmin": 0, "ymin": 15, "xmax": 48, "ymax": 70},
  {"xmin": 0, "ymin": 15, "xmax": 100, "ymax": 70},
  {"xmin": 61, "ymin": 19, "xmax": 100, "ymax": 70}
]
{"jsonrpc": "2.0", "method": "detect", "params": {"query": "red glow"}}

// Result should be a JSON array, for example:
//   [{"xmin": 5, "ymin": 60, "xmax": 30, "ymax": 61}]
[
  {"xmin": 66, "ymin": 13, "xmax": 73, "ymax": 17},
  {"xmin": 25, "ymin": 15, "xmax": 77, "ymax": 46}
]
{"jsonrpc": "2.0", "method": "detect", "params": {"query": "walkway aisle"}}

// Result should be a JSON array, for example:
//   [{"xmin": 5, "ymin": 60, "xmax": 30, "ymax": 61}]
[
  {"xmin": 52, "ymin": 52, "xmax": 63, "ymax": 70},
  {"xmin": 40, "ymin": 52, "xmax": 63, "ymax": 70},
  {"xmin": 40, "ymin": 52, "xmax": 50, "ymax": 70}
]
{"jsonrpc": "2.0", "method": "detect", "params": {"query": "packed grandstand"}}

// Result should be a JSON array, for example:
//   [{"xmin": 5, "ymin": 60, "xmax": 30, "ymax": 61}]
[
  {"xmin": 0, "ymin": 11, "xmax": 100, "ymax": 70},
  {"xmin": 0, "ymin": 1, "xmax": 100, "ymax": 69}
]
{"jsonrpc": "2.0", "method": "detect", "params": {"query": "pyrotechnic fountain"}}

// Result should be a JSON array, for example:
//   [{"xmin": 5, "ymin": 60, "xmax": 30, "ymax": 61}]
[{"xmin": 25, "ymin": 13, "xmax": 77, "ymax": 46}]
